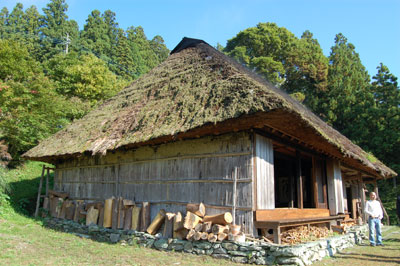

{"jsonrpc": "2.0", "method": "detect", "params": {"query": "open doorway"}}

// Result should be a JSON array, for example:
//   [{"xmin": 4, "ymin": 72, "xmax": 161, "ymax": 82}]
[{"xmin": 273, "ymin": 147, "xmax": 314, "ymax": 209}]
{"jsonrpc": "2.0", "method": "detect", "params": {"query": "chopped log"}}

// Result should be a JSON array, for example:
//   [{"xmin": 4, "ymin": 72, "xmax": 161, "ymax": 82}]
[
  {"xmin": 228, "ymin": 232, "xmax": 245, "ymax": 242},
  {"xmin": 186, "ymin": 229, "xmax": 196, "ymax": 240},
  {"xmin": 183, "ymin": 211, "xmax": 202, "ymax": 229},
  {"xmin": 217, "ymin": 232, "xmax": 228, "ymax": 241},
  {"xmin": 85, "ymin": 202, "xmax": 102, "ymax": 210},
  {"xmin": 212, "ymin": 224, "xmax": 229, "ymax": 235},
  {"xmin": 65, "ymin": 201, "xmax": 75, "ymax": 220},
  {"xmin": 131, "ymin": 206, "xmax": 141, "ymax": 231},
  {"xmin": 112, "ymin": 197, "xmax": 119, "ymax": 230},
  {"xmin": 163, "ymin": 213, "xmax": 175, "ymax": 238},
  {"xmin": 194, "ymin": 223, "xmax": 203, "ymax": 232},
  {"xmin": 203, "ymin": 212, "xmax": 232, "ymax": 225},
  {"xmin": 229, "ymin": 224, "xmax": 241, "ymax": 235},
  {"xmin": 123, "ymin": 207, "xmax": 133, "ymax": 230},
  {"xmin": 98, "ymin": 203, "xmax": 104, "ymax": 227},
  {"xmin": 123, "ymin": 199, "xmax": 135, "ymax": 206},
  {"xmin": 200, "ymin": 232, "xmax": 208, "ymax": 240},
  {"xmin": 48, "ymin": 190, "xmax": 69, "ymax": 199},
  {"xmin": 55, "ymin": 198, "xmax": 64, "ymax": 218},
  {"xmin": 58, "ymin": 200, "xmax": 68, "ymax": 219},
  {"xmin": 262, "ymin": 236, "xmax": 273, "ymax": 243},
  {"xmin": 173, "ymin": 212, "xmax": 184, "ymax": 234},
  {"xmin": 86, "ymin": 206, "xmax": 99, "ymax": 226},
  {"xmin": 202, "ymin": 221, "xmax": 212, "ymax": 233},
  {"xmin": 73, "ymin": 201, "xmax": 85, "ymax": 223},
  {"xmin": 103, "ymin": 197, "xmax": 114, "ymax": 228},
  {"xmin": 140, "ymin": 202, "xmax": 151, "ymax": 232},
  {"xmin": 43, "ymin": 197, "xmax": 49, "ymax": 210},
  {"xmin": 49, "ymin": 196, "xmax": 58, "ymax": 218},
  {"xmin": 332, "ymin": 225, "xmax": 345, "ymax": 234},
  {"xmin": 193, "ymin": 231, "xmax": 202, "ymax": 241},
  {"xmin": 186, "ymin": 203, "xmax": 206, "ymax": 217},
  {"xmin": 117, "ymin": 197, "xmax": 124, "ymax": 229},
  {"xmin": 207, "ymin": 232, "xmax": 217, "ymax": 243},
  {"xmin": 174, "ymin": 228, "xmax": 189, "ymax": 240},
  {"xmin": 73, "ymin": 201, "xmax": 83, "ymax": 222},
  {"xmin": 146, "ymin": 209, "xmax": 166, "ymax": 235}
]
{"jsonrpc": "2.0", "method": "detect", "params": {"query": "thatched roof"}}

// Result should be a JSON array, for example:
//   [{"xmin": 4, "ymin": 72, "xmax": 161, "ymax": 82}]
[{"xmin": 23, "ymin": 37, "xmax": 396, "ymax": 178}]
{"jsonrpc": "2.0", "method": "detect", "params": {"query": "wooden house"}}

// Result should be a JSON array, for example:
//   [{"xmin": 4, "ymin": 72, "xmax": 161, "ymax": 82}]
[{"xmin": 23, "ymin": 38, "xmax": 396, "ymax": 243}]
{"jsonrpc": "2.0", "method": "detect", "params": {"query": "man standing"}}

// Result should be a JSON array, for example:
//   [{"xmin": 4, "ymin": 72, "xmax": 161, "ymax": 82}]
[{"xmin": 365, "ymin": 192, "xmax": 384, "ymax": 246}]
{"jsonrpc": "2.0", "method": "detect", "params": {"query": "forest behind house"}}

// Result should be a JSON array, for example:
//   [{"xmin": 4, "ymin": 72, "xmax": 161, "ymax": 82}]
[{"xmin": 0, "ymin": 0, "xmax": 399, "ymax": 223}]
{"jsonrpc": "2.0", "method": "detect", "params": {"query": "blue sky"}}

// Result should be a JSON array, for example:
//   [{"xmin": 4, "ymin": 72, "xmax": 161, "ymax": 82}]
[{"xmin": 3, "ymin": 0, "xmax": 400, "ymax": 79}]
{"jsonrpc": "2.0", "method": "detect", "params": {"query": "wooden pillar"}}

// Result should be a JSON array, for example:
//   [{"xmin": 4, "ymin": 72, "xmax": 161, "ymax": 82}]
[
  {"xmin": 326, "ymin": 159, "xmax": 344, "ymax": 215},
  {"xmin": 351, "ymin": 184, "xmax": 358, "ymax": 219},
  {"xmin": 359, "ymin": 174, "xmax": 367, "ymax": 222},
  {"xmin": 296, "ymin": 151, "xmax": 303, "ymax": 209},
  {"xmin": 312, "ymin": 156, "xmax": 318, "ymax": 208}
]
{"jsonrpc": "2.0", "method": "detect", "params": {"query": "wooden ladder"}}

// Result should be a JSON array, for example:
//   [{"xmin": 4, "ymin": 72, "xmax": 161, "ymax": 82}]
[{"xmin": 34, "ymin": 165, "xmax": 55, "ymax": 218}]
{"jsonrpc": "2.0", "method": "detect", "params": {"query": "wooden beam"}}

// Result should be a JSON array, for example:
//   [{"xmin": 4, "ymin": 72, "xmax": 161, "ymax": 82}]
[{"xmin": 255, "ymin": 208, "xmax": 330, "ymax": 221}]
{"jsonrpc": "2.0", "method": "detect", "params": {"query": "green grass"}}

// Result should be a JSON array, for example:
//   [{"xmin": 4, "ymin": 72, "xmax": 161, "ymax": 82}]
[
  {"xmin": 313, "ymin": 226, "xmax": 400, "ymax": 266},
  {"xmin": 0, "ymin": 208, "xmax": 240, "ymax": 266},
  {"xmin": 3, "ymin": 161, "xmax": 52, "ymax": 216}
]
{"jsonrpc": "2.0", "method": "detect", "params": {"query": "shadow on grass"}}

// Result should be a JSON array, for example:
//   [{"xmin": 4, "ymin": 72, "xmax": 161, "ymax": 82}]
[
  {"xmin": 333, "ymin": 250, "xmax": 400, "ymax": 264},
  {"xmin": 8, "ymin": 171, "xmax": 54, "ymax": 217},
  {"xmin": 385, "ymin": 238, "xmax": 400, "ymax": 242}
]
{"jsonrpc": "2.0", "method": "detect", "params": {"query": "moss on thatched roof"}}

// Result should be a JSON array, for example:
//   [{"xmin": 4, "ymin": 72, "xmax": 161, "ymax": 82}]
[{"xmin": 23, "ymin": 38, "xmax": 395, "ymax": 178}]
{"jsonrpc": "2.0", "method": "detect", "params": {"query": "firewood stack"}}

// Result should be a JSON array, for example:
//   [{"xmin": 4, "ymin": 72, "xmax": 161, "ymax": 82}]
[
  {"xmin": 280, "ymin": 225, "xmax": 330, "ymax": 245},
  {"xmin": 43, "ymin": 193, "xmax": 245, "ymax": 242}
]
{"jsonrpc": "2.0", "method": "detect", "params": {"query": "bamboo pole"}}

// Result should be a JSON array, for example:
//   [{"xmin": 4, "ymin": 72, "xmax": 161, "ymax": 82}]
[
  {"xmin": 232, "ymin": 167, "xmax": 237, "ymax": 225},
  {"xmin": 34, "ymin": 165, "xmax": 46, "ymax": 218}
]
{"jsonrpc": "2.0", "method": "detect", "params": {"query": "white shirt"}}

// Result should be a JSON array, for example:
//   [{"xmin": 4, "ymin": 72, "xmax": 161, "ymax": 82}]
[{"xmin": 365, "ymin": 200, "xmax": 383, "ymax": 219}]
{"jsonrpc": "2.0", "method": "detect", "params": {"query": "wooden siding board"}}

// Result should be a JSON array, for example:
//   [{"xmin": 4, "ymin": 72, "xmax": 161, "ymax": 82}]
[
  {"xmin": 55, "ymin": 132, "xmax": 256, "ymax": 234},
  {"xmin": 255, "ymin": 134, "xmax": 274, "ymax": 209}
]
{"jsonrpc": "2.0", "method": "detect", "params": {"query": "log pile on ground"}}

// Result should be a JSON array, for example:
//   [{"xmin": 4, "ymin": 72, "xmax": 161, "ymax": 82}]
[
  {"xmin": 280, "ymin": 225, "xmax": 330, "ymax": 245},
  {"xmin": 42, "ymin": 192, "xmax": 246, "ymax": 242}
]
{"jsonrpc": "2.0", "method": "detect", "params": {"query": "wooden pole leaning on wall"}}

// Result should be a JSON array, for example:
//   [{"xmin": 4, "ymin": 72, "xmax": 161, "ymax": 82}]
[
  {"xmin": 232, "ymin": 167, "xmax": 238, "ymax": 225},
  {"xmin": 34, "ymin": 165, "xmax": 46, "ymax": 218}
]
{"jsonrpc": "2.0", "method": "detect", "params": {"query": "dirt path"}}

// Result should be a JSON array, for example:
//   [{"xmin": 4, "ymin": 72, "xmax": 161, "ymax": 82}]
[{"xmin": 313, "ymin": 226, "xmax": 400, "ymax": 266}]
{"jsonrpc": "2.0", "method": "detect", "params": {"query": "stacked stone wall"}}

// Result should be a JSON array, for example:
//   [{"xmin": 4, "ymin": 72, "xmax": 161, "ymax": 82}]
[{"xmin": 45, "ymin": 218, "xmax": 368, "ymax": 266}]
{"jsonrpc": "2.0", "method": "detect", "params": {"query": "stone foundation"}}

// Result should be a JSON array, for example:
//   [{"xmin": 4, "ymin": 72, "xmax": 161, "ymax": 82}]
[{"xmin": 45, "ymin": 218, "xmax": 368, "ymax": 265}]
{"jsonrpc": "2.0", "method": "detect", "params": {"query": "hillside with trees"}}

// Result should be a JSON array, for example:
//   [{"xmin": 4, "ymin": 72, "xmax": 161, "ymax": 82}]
[{"xmin": 0, "ymin": 0, "xmax": 169, "ymax": 164}]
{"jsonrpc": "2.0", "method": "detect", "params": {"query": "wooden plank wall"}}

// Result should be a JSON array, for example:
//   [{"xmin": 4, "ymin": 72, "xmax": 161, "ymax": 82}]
[
  {"xmin": 54, "ymin": 132, "xmax": 255, "ymax": 234},
  {"xmin": 326, "ymin": 159, "xmax": 345, "ymax": 215},
  {"xmin": 255, "ymin": 134, "xmax": 274, "ymax": 209}
]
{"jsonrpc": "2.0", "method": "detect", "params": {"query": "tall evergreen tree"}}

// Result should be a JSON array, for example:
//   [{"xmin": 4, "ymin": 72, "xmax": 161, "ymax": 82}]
[
  {"xmin": 0, "ymin": 7, "xmax": 9, "ymax": 38},
  {"xmin": 80, "ymin": 10, "xmax": 111, "ymax": 58},
  {"xmin": 367, "ymin": 64, "xmax": 400, "ymax": 173},
  {"xmin": 40, "ymin": 0, "xmax": 79, "ymax": 60},
  {"xmin": 115, "ymin": 28, "xmax": 136, "ymax": 80},
  {"xmin": 322, "ymin": 33, "xmax": 372, "ymax": 142},
  {"xmin": 150, "ymin": 35, "xmax": 169, "ymax": 62}
]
